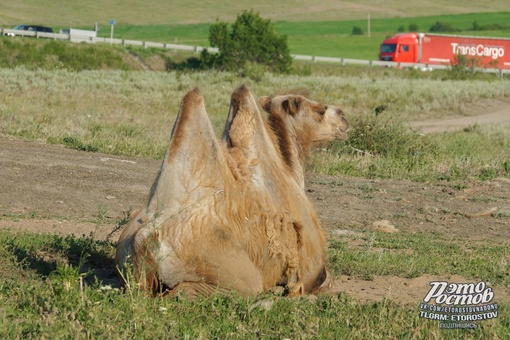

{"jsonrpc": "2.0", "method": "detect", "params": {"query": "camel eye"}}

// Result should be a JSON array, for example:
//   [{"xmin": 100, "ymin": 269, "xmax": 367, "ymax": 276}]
[
  {"xmin": 282, "ymin": 99, "xmax": 289, "ymax": 112},
  {"xmin": 318, "ymin": 108, "xmax": 326, "ymax": 116}
]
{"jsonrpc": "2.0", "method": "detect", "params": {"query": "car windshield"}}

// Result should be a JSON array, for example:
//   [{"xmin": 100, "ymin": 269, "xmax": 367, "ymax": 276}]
[
  {"xmin": 12, "ymin": 25, "xmax": 52, "ymax": 33},
  {"xmin": 381, "ymin": 44, "xmax": 397, "ymax": 53}
]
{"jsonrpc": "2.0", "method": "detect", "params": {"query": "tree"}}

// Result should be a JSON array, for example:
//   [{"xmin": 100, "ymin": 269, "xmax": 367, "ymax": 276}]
[{"xmin": 201, "ymin": 10, "xmax": 292, "ymax": 74}]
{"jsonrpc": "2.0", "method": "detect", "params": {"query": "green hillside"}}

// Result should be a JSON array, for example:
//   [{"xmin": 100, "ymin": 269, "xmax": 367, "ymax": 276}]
[
  {"xmin": 2, "ymin": 1, "xmax": 510, "ymax": 60},
  {"xmin": 94, "ymin": 12, "xmax": 510, "ymax": 60}
]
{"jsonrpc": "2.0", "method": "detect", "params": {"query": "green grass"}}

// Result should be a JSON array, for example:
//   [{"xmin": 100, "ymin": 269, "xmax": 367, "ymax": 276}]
[
  {"xmin": 4, "ymin": 11, "xmax": 509, "ymax": 60},
  {"xmin": 0, "ymin": 66, "xmax": 508, "ymax": 181},
  {"xmin": 103, "ymin": 23, "xmax": 212, "ymax": 46},
  {"xmin": 328, "ymin": 232, "xmax": 510, "ymax": 284},
  {"xmin": 87, "ymin": 12, "xmax": 510, "ymax": 59},
  {"xmin": 1, "ymin": 4, "xmax": 509, "ymax": 338},
  {"xmin": 277, "ymin": 12, "xmax": 510, "ymax": 58},
  {"xmin": 310, "ymin": 114, "xmax": 510, "ymax": 182},
  {"xmin": 0, "ymin": 39, "xmax": 135, "ymax": 71},
  {"xmin": 0, "ymin": 230, "xmax": 507, "ymax": 338}
]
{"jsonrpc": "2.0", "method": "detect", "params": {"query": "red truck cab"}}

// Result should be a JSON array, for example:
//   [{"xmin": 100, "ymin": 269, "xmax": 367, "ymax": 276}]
[{"xmin": 379, "ymin": 33, "xmax": 418, "ymax": 63}]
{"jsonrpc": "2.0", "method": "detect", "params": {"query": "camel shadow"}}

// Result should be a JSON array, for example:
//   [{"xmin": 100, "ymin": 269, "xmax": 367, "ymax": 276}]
[{"xmin": 6, "ymin": 231, "xmax": 121, "ymax": 288}]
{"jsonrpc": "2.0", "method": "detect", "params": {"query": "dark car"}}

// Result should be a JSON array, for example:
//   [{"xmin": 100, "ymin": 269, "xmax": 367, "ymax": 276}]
[{"xmin": 6, "ymin": 24, "xmax": 53, "ymax": 36}]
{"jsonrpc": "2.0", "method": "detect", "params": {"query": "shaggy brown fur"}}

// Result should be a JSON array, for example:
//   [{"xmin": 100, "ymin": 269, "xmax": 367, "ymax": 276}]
[
  {"xmin": 222, "ymin": 85, "xmax": 350, "ymax": 293},
  {"xmin": 259, "ymin": 90, "xmax": 350, "ymax": 189},
  {"xmin": 116, "ymin": 85, "xmax": 349, "ymax": 298}
]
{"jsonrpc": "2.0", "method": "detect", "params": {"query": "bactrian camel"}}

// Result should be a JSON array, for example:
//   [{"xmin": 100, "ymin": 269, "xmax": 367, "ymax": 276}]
[{"xmin": 115, "ymin": 84, "xmax": 350, "ymax": 298}]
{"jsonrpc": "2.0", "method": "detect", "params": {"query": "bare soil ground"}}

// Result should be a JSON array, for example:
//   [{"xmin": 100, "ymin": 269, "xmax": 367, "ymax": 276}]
[
  {"xmin": 410, "ymin": 100, "xmax": 510, "ymax": 134},
  {"xmin": 1, "ymin": 106, "xmax": 509, "ymax": 305}
]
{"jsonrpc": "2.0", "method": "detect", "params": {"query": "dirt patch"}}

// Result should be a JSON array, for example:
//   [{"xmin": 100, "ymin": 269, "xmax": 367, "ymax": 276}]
[
  {"xmin": 329, "ymin": 274, "xmax": 510, "ymax": 305},
  {"xmin": 1, "ymin": 137, "xmax": 509, "ymax": 304},
  {"xmin": 411, "ymin": 99, "xmax": 510, "ymax": 134}
]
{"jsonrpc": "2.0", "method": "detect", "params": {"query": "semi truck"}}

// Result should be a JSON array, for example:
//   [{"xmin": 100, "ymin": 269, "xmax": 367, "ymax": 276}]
[{"xmin": 379, "ymin": 32, "xmax": 510, "ymax": 70}]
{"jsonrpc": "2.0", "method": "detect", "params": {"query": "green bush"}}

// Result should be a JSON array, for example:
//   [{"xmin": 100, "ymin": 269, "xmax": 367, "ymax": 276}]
[
  {"xmin": 342, "ymin": 113, "xmax": 435, "ymax": 159},
  {"xmin": 408, "ymin": 23, "xmax": 419, "ymax": 31},
  {"xmin": 472, "ymin": 20, "xmax": 509, "ymax": 31},
  {"xmin": 351, "ymin": 25, "xmax": 364, "ymax": 35},
  {"xmin": 429, "ymin": 21, "xmax": 458, "ymax": 33},
  {"xmin": 445, "ymin": 54, "xmax": 486, "ymax": 80},
  {"xmin": 310, "ymin": 110, "xmax": 440, "ymax": 180},
  {"xmin": 200, "ymin": 10, "xmax": 292, "ymax": 74}
]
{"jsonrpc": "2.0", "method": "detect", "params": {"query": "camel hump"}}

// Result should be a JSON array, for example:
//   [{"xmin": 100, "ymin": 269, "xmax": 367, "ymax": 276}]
[
  {"xmin": 167, "ymin": 87, "xmax": 215, "ymax": 162},
  {"xmin": 222, "ymin": 84, "xmax": 282, "ymax": 156},
  {"xmin": 222, "ymin": 84, "xmax": 263, "ymax": 147},
  {"xmin": 164, "ymin": 87, "xmax": 222, "ymax": 164},
  {"xmin": 147, "ymin": 87, "xmax": 226, "ymax": 215}
]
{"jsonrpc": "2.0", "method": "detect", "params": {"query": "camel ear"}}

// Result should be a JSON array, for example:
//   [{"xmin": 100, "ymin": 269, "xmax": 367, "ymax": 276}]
[
  {"xmin": 281, "ymin": 97, "xmax": 301, "ymax": 116},
  {"xmin": 146, "ymin": 88, "xmax": 226, "ymax": 216},
  {"xmin": 222, "ymin": 86, "xmax": 246, "ymax": 147},
  {"xmin": 258, "ymin": 96, "xmax": 271, "ymax": 112}
]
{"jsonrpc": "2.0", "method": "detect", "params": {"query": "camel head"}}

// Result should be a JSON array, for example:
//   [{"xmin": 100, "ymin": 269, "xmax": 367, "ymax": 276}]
[{"xmin": 259, "ymin": 91, "xmax": 350, "ymax": 145}]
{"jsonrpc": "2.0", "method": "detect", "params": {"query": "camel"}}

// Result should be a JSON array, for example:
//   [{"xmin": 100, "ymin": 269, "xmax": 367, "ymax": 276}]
[{"xmin": 115, "ymin": 85, "xmax": 350, "ymax": 298}]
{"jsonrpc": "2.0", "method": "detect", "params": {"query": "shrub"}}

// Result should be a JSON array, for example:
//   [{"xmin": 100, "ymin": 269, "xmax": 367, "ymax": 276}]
[
  {"xmin": 472, "ymin": 20, "xmax": 509, "ymax": 31},
  {"xmin": 166, "ymin": 55, "xmax": 202, "ymax": 71},
  {"xmin": 341, "ymin": 112, "xmax": 433, "ymax": 159},
  {"xmin": 408, "ymin": 23, "xmax": 419, "ymax": 32},
  {"xmin": 200, "ymin": 10, "xmax": 292, "ymax": 74},
  {"xmin": 446, "ymin": 54, "xmax": 483, "ymax": 80},
  {"xmin": 429, "ymin": 21, "xmax": 458, "ymax": 33},
  {"xmin": 351, "ymin": 26, "xmax": 364, "ymax": 35},
  {"xmin": 310, "ymin": 110, "xmax": 440, "ymax": 180}
]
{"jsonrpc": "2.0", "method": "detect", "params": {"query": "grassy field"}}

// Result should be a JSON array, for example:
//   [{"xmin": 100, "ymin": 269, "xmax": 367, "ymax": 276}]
[
  {"xmin": 2, "ymin": 0, "xmax": 510, "ymax": 26},
  {"xmin": 97, "ymin": 12, "xmax": 510, "ymax": 59},
  {"xmin": 0, "ymin": 230, "xmax": 508, "ymax": 338},
  {"xmin": 0, "ymin": 54, "xmax": 509, "ymax": 340},
  {"xmin": 2, "ymin": 2, "xmax": 510, "ymax": 59},
  {"xmin": 0, "ymin": 64, "xmax": 508, "ymax": 181},
  {"xmin": 280, "ymin": 13, "xmax": 510, "ymax": 58}
]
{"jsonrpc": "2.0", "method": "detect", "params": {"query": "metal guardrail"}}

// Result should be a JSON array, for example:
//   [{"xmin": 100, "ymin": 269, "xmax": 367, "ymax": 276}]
[
  {"xmin": 1, "ymin": 28, "xmax": 508, "ymax": 75},
  {"xmin": 292, "ymin": 54, "xmax": 508, "ymax": 75}
]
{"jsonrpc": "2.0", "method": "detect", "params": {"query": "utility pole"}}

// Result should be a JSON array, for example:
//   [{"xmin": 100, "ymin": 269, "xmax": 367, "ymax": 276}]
[{"xmin": 368, "ymin": 12, "xmax": 371, "ymax": 38}]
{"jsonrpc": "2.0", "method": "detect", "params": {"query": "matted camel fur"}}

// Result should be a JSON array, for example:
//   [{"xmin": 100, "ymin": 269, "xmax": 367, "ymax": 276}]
[{"xmin": 115, "ymin": 85, "xmax": 350, "ymax": 298}]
